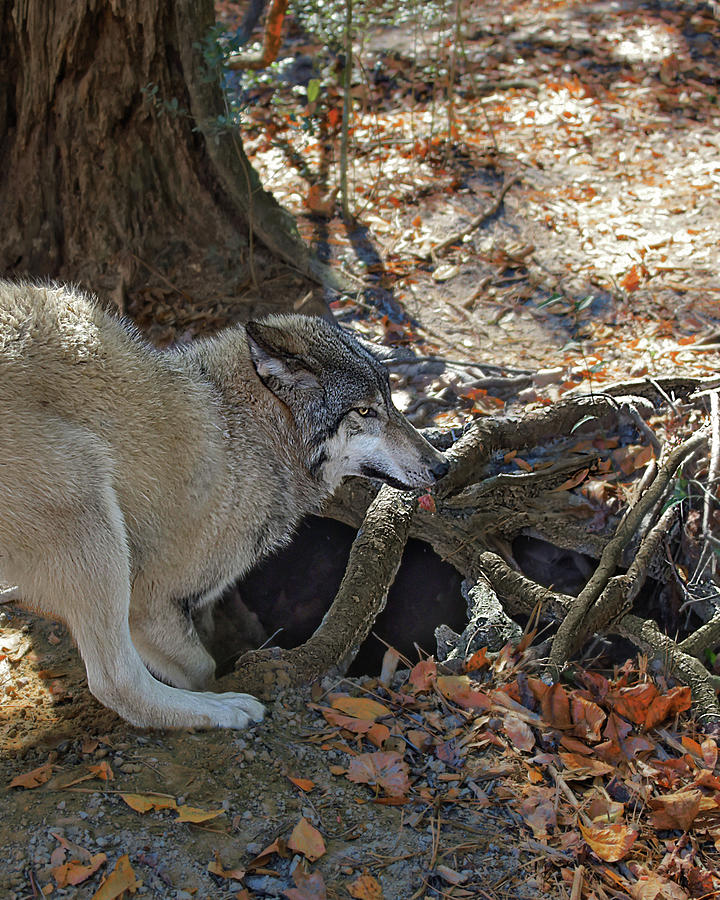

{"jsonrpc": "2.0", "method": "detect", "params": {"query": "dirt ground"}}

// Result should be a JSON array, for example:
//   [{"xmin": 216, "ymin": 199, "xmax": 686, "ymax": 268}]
[{"xmin": 0, "ymin": 605, "xmax": 543, "ymax": 899}]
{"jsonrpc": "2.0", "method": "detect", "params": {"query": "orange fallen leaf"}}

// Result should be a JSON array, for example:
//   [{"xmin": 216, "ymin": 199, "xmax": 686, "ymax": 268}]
[
  {"xmin": 53, "ymin": 853, "xmax": 107, "ymax": 888},
  {"xmin": 644, "ymin": 686, "xmax": 691, "ymax": 729},
  {"xmin": 120, "ymin": 793, "xmax": 177, "ymax": 814},
  {"xmin": 347, "ymin": 751, "xmax": 410, "ymax": 797},
  {"xmin": 176, "ymin": 805, "xmax": 224, "ymax": 823},
  {"xmin": 465, "ymin": 647, "xmax": 489, "ymax": 671},
  {"xmin": 571, "ymin": 695, "xmax": 606, "ymax": 742},
  {"xmin": 88, "ymin": 761, "xmax": 114, "ymax": 782},
  {"xmin": 249, "ymin": 837, "xmax": 286, "ymax": 867},
  {"xmin": 207, "ymin": 850, "xmax": 246, "ymax": 880},
  {"xmin": 607, "ymin": 683, "xmax": 658, "ymax": 726},
  {"xmin": 90, "ymin": 854, "xmax": 141, "ymax": 899},
  {"xmin": 579, "ymin": 822, "xmax": 638, "ymax": 862},
  {"xmin": 9, "ymin": 762, "xmax": 53, "ymax": 789},
  {"xmin": 517, "ymin": 793, "xmax": 557, "ymax": 839},
  {"xmin": 406, "ymin": 729, "xmax": 432, "ymax": 751},
  {"xmin": 348, "ymin": 873, "xmax": 384, "ymax": 899},
  {"xmin": 409, "ymin": 658, "xmax": 437, "ymax": 691},
  {"xmin": 550, "ymin": 468, "xmax": 589, "ymax": 492},
  {"xmin": 287, "ymin": 816, "xmax": 326, "ymax": 862},
  {"xmin": 541, "ymin": 683, "xmax": 571, "ymax": 729},
  {"xmin": 330, "ymin": 696, "xmax": 391, "ymax": 721},
  {"xmin": 367, "ymin": 722, "xmax": 390, "ymax": 748},
  {"xmin": 288, "ymin": 776, "xmax": 316, "ymax": 792},
  {"xmin": 436, "ymin": 675, "xmax": 490, "ymax": 710},
  {"xmin": 321, "ymin": 709, "xmax": 376, "ymax": 734}
]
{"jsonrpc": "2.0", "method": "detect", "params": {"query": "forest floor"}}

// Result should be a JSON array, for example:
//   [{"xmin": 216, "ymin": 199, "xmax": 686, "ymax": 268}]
[{"xmin": 2, "ymin": 1, "xmax": 720, "ymax": 898}]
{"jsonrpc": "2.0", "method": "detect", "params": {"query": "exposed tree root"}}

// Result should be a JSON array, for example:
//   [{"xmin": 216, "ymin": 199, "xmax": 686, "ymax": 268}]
[
  {"xmin": 222, "ymin": 486, "xmax": 414, "ymax": 698},
  {"xmin": 549, "ymin": 429, "xmax": 709, "ymax": 667},
  {"xmin": 229, "ymin": 375, "xmax": 719, "ymax": 727}
]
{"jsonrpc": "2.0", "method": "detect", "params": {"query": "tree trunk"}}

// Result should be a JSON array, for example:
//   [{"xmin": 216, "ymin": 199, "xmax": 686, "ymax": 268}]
[{"xmin": 0, "ymin": 0, "xmax": 324, "ymax": 314}]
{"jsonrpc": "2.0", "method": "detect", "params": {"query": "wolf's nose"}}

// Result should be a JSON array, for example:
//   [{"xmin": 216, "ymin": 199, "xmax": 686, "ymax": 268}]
[{"xmin": 431, "ymin": 459, "xmax": 449, "ymax": 480}]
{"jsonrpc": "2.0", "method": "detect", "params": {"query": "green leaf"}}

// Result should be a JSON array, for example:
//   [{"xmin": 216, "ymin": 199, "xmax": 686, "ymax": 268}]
[
  {"xmin": 570, "ymin": 414, "xmax": 597, "ymax": 433},
  {"xmin": 537, "ymin": 292, "xmax": 564, "ymax": 309},
  {"xmin": 307, "ymin": 78, "xmax": 321, "ymax": 104},
  {"xmin": 575, "ymin": 295, "xmax": 595, "ymax": 311}
]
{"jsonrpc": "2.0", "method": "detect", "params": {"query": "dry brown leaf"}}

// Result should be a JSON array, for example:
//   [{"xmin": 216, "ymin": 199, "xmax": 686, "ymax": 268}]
[
  {"xmin": 503, "ymin": 715, "xmax": 535, "ymax": 752},
  {"xmin": 649, "ymin": 788, "xmax": 703, "ymax": 831},
  {"xmin": 176, "ymin": 805, "xmax": 224, "ymax": 823},
  {"xmin": 288, "ymin": 776, "xmax": 316, "ymax": 792},
  {"xmin": 330, "ymin": 696, "xmax": 391, "ymax": 721},
  {"xmin": 53, "ymin": 853, "xmax": 107, "ymax": 888},
  {"xmin": 367, "ymin": 723, "xmax": 390, "ymax": 748},
  {"xmin": 120, "ymin": 793, "xmax": 177, "ymax": 814},
  {"xmin": 8, "ymin": 762, "xmax": 53, "ymax": 789},
  {"xmin": 287, "ymin": 817, "xmax": 326, "ymax": 862},
  {"xmin": 348, "ymin": 873, "xmax": 384, "ymax": 899},
  {"xmin": 607, "ymin": 681, "xmax": 658, "ymax": 725},
  {"xmin": 407, "ymin": 729, "xmax": 432, "ymax": 751},
  {"xmin": 409, "ymin": 659, "xmax": 437, "ymax": 691},
  {"xmin": 604, "ymin": 711, "xmax": 632, "ymax": 742},
  {"xmin": 644, "ymin": 686, "xmax": 691, "ymax": 729},
  {"xmin": 550, "ymin": 468, "xmax": 589, "ymax": 492},
  {"xmin": 541, "ymin": 683, "xmax": 572, "ymax": 729},
  {"xmin": 517, "ymin": 794, "xmax": 557, "ymax": 839},
  {"xmin": 90, "ymin": 854, "xmax": 141, "ymax": 899},
  {"xmin": 579, "ymin": 822, "xmax": 638, "ymax": 862},
  {"xmin": 347, "ymin": 751, "xmax": 410, "ymax": 797},
  {"xmin": 559, "ymin": 752, "xmax": 614, "ymax": 779},
  {"xmin": 207, "ymin": 850, "xmax": 246, "ymax": 880},
  {"xmin": 630, "ymin": 873, "xmax": 690, "ymax": 900},
  {"xmin": 465, "ymin": 647, "xmax": 489, "ymax": 671},
  {"xmin": 88, "ymin": 761, "xmax": 114, "ymax": 782},
  {"xmin": 436, "ymin": 675, "xmax": 490, "ymax": 710},
  {"xmin": 571, "ymin": 695, "xmax": 606, "ymax": 742},
  {"xmin": 250, "ymin": 837, "xmax": 286, "ymax": 867}
]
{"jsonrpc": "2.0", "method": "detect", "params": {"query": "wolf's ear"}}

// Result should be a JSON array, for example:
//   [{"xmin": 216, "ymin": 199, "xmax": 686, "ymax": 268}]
[{"xmin": 246, "ymin": 320, "xmax": 321, "ymax": 397}]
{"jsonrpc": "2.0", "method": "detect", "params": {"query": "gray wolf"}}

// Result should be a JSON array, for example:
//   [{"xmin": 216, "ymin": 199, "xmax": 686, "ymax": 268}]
[{"xmin": 0, "ymin": 281, "xmax": 448, "ymax": 730}]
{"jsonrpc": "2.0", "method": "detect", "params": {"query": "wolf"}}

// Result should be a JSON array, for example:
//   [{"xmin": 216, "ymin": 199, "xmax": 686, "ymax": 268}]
[{"xmin": 0, "ymin": 281, "xmax": 448, "ymax": 730}]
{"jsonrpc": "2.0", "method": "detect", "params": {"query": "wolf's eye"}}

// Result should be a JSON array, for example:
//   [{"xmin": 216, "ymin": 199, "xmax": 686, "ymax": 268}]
[{"xmin": 354, "ymin": 407, "xmax": 376, "ymax": 417}]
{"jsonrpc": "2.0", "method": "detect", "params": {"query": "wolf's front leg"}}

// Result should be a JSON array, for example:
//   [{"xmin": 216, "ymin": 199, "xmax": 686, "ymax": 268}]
[{"xmin": 25, "ymin": 497, "xmax": 264, "ymax": 730}]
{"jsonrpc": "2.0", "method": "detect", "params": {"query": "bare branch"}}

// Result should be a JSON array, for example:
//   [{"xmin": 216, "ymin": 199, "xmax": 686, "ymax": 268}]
[{"xmin": 549, "ymin": 429, "xmax": 709, "ymax": 667}]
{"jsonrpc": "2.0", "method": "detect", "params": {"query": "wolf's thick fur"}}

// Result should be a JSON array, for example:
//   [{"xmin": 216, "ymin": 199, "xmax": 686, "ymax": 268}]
[{"xmin": 0, "ymin": 281, "xmax": 447, "ymax": 729}]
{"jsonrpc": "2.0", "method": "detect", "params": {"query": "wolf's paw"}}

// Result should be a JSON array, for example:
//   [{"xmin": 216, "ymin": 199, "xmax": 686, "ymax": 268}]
[{"xmin": 197, "ymin": 691, "xmax": 266, "ymax": 729}]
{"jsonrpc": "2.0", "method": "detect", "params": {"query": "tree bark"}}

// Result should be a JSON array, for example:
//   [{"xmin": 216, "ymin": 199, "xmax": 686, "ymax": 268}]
[{"xmin": 0, "ymin": 0, "xmax": 323, "ymax": 312}]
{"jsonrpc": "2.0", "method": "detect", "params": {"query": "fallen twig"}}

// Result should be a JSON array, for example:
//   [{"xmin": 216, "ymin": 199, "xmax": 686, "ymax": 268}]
[{"xmin": 429, "ymin": 174, "xmax": 522, "ymax": 259}]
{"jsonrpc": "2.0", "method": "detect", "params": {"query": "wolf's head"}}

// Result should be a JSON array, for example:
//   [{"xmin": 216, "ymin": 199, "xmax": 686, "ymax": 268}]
[{"xmin": 246, "ymin": 315, "xmax": 449, "ymax": 493}]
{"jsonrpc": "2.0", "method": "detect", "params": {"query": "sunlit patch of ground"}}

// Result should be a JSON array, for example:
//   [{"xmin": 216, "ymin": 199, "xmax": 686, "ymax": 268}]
[{"xmin": 238, "ymin": 0, "xmax": 720, "ymax": 417}]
